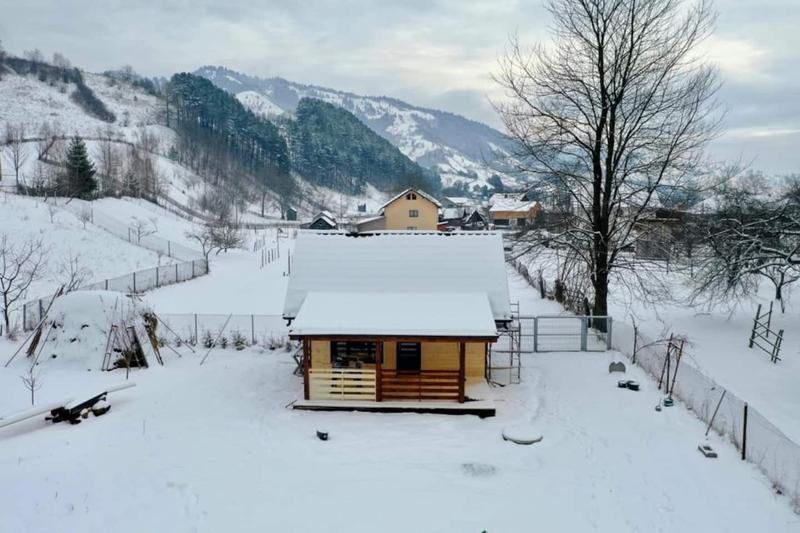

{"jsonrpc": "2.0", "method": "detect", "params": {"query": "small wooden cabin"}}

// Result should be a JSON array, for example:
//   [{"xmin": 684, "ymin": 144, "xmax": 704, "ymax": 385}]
[{"xmin": 284, "ymin": 231, "xmax": 511, "ymax": 412}]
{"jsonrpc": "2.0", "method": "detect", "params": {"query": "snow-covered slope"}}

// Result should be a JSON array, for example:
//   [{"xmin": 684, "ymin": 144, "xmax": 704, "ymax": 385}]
[
  {"xmin": 0, "ymin": 69, "xmax": 161, "ymax": 138},
  {"xmin": 197, "ymin": 66, "xmax": 520, "ymax": 189}
]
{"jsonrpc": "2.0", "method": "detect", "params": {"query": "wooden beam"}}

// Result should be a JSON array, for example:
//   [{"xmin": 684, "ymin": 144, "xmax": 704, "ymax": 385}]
[
  {"xmin": 303, "ymin": 339, "xmax": 311, "ymax": 400},
  {"xmin": 458, "ymin": 341, "xmax": 466, "ymax": 403},
  {"xmin": 376, "ymin": 341, "xmax": 383, "ymax": 402},
  {"xmin": 289, "ymin": 334, "xmax": 498, "ymax": 343}
]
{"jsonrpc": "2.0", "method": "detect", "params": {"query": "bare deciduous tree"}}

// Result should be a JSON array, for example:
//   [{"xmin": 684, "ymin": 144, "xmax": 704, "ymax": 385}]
[
  {"xmin": 131, "ymin": 217, "xmax": 157, "ymax": 243},
  {"xmin": 0, "ymin": 234, "xmax": 47, "ymax": 336},
  {"xmin": 497, "ymin": 0, "xmax": 721, "ymax": 322},
  {"xmin": 4, "ymin": 123, "xmax": 29, "ymax": 189},
  {"xmin": 20, "ymin": 366, "xmax": 43, "ymax": 406},
  {"xmin": 57, "ymin": 251, "xmax": 93, "ymax": 293},
  {"xmin": 692, "ymin": 182, "xmax": 800, "ymax": 311}
]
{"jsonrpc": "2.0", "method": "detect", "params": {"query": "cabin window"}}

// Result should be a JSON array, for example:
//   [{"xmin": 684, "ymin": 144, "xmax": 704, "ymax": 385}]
[
  {"xmin": 330, "ymin": 341, "xmax": 377, "ymax": 367},
  {"xmin": 493, "ymin": 218, "xmax": 510, "ymax": 226},
  {"xmin": 406, "ymin": 192, "xmax": 417, "ymax": 200},
  {"xmin": 407, "ymin": 226, "xmax": 417, "ymax": 230},
  {"xmin": 409, "ymin": 209, "xmax": 419, "ymax": 218}
]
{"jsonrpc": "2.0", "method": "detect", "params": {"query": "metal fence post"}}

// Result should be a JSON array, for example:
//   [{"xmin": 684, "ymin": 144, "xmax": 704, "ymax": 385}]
[
  {"xmin": 580, "ymin": 317, "xmax": 588, "ymax": 351},
  {"xmin": 133, "ymin": 271, "xmax": 137, "ymax": 293},
  {"xmin": 742, "ymin": 403, "xmax": 748, "ymax": 461},
  {"xmin": 175, "ymin": 263, "xmax": 179, "ymax": 282},
  {"xmin": 194, "ymin": 314, "xmax": 198, "ymax": 345},
  {"xmin": 533, "ymin": 317, "xmax": 539, "ymax": 353},
  {"xmin": 168, "ymin": 241, "xmax": 171, "ymax": 258},
  {"xmin": 156, "ymin": 266, "xmax": 159, "ymax": 287},
  {"xmin": 251, "ymin": 314, "xmax": 256, "ymax": 344},
  {"xmin": 192, "ymin": 260, "xmax": 195, "ymax": 278},
  {"xmin": 105, "ymin": 279, "xmax": 108, "ymax": 290},
  {"xmin": 606, "ymin": 317, "xmax": 613, "ymax": 351}
]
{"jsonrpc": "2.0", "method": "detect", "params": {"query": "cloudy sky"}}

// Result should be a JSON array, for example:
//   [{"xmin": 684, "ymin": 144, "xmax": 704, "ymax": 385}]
[{"xmin": 2, "ymin": 0, "xmax": 798, "ymax": 173}]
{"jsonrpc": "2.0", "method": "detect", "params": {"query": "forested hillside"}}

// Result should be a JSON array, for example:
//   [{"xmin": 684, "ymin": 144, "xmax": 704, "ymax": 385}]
[
  {"xmin": 166, "ymin": 73, "xmax": 295, "ymax": 207},
  {"xmin": 286, "ymin": 98, "xmax": 439, "ymax": 195}
]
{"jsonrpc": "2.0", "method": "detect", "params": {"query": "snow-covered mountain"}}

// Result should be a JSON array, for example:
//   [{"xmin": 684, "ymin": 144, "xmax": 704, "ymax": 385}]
[{"xmin": 196, "ymin": 66, "xmax": 520, "ymax": 189}]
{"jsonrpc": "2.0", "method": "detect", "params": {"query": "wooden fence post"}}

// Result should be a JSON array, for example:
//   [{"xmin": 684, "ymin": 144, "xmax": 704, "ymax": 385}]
[{"xmin": 133, "ymin": 271, "xmax": 137, "ymax": 293}]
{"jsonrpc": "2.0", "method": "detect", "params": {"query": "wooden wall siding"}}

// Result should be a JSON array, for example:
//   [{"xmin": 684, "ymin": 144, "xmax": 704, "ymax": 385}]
[
  {"xmin": 308, "ymin": 340, "xmax": 486, "ymax": 379},
  {"xmin": 383, "ymin": 195, "xmax": 439, "ymax": 230},
  {"xmin": 311, "ymin": 341, "xmax": 332, "ymax": 368},
  {"xmin": 309, "ymin": 368, "xmax": 377, "ymax": 401}
]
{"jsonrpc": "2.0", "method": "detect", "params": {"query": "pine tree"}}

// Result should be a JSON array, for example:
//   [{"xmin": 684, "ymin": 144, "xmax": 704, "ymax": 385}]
[{"xmin": 65, "ymin": 136, "xmax": 97, "ymax": 198}]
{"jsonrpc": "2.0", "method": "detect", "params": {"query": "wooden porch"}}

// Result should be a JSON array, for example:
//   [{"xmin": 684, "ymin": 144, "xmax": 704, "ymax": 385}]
[{"xmin": 298, "ymin": 337, "xmax": 494, "ymax": 406}]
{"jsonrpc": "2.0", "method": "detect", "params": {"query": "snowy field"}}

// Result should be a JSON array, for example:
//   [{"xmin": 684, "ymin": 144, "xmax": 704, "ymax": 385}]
[
  {"xmin": 0, "ymin": 341, "xmax": 795, "ymax": 531},
  {"xmin": 0, "ymin": 194, "xmax": 171, "ymax": 321},
  {"xmin": 0, "ymin": 268, "xmax": 797, "ymax": 532}
]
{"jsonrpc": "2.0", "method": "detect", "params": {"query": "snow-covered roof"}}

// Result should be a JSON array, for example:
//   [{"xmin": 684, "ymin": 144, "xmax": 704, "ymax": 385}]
[
  {"xmin": 444, "ymin": 196, "xmax": 472, "ymax": 207},
  {"xmin": 311, "ymin": 211, "xmax": 337, "ymax": 227},
  {"xmin": 283, "ymin": 231, "xmax": 512, "ymax": 323},
  {"xmin": 380, "ymin": 188, "xmax": 442, "ymax": 210},
  {"xmin": 489, "ymin": 197, "xmax": 540, "ymax": 213},
  {"xmin": 441, "ymin": 207, "xmax": 465, "ymax": 220},
  {"xmin": 289, "ymin": 292, "xmax": 497, "ymax": 337}
]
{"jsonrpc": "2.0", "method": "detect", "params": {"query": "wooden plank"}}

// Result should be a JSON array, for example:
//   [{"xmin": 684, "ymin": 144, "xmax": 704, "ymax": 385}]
[
  {"xmin": 458, "ymin": 341, "xmax": 466, "ymax": 403},
  {"xmin": 291, "ymin": 334, "xmax": 498, "ymax": 343},
  {"xmin": 303, "ymin": 339, "xmax": 310, "ymax": 400}
]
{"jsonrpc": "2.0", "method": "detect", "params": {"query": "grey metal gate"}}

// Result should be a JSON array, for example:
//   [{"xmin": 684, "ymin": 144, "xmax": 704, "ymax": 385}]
[{"xmin": 520, "ymin": 315, "xmax": 612, "ymax": 353}]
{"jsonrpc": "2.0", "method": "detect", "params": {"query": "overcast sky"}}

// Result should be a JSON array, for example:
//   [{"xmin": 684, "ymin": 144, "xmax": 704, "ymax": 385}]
[{"xmin": 2, "ymin": 0, "xmax": 798, "ymax": 174}]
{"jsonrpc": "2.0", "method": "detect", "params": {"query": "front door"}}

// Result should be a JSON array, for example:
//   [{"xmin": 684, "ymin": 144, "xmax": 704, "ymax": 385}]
[{"xmin": 396, "ymin": 342, "xmax": 421, "ymax": 372}]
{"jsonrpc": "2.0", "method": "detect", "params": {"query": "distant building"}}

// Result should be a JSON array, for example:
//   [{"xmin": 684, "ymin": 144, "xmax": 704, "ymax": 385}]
[
  {"xmin": 306, "ymin": 211, "xmax": 337, "ymax": 230},
  {"xmin": 487, "ymin": 193, "xmax": 541, "ymax": 228},
  {"xmin": 355, "ymin": 188, "xmax": 441, "ymax": 232},
  {"xmin": 284, "ymin": 207, "xmax": 298, "ymax": 221}
]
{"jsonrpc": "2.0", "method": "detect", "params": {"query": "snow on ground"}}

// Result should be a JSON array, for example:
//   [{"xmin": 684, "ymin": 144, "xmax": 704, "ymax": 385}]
[
  {"xmin": 0, "ymin": 306, "xmax": 796, "ymax": 531},
  {"xmin": 0, "ymin": 71, "xmax": 159, "ymax": 138},
  {"xmin": 518, "ymin": 249, "xmax": 800, "ymax": 445},
  {"xmin": 0, "ymin": 194, "xmax": 171, "ymax": 323}
]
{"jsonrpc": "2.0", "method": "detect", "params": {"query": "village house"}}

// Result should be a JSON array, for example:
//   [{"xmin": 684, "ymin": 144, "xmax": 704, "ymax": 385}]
[
  {"xmin": 284, "ymin": 231, "xmax": 511, "ymax": 416},
  {"xmin": 355, "ymin": 188, "xmax": 441, "ymax": 232},
  {"xmin": 487, "ymin": 193, "xmax": 542, "ymax": 228}
]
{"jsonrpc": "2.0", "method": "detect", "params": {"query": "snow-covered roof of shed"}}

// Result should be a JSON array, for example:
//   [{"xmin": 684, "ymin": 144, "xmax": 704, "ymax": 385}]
[
  {"xmin": 289, "ymin": 292, "xmax": 497, "ymax": 337},
  {"xmin": 489, "ymin": 197, "xmax": 540, "ymax": 213},
  {"xmin": 444, "ymin": 196, "xmax": 472, "ymax": 207},
  {"xmin": 312, "ymin": 211, "xmax": 337, "ymax": 226},
  {"xmin": 283, "ymin": 231, "xmax": 512, "ymax": 322},
  {"xmin": 380, "ymin": 188, "xmax": 442, "ymax": 210}
]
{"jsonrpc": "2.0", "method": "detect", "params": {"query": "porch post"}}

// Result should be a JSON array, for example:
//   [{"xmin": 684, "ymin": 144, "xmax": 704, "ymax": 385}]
[
  {"xmin": 458, "ymin": 341, "xmax": 466, "ymax": 403},
  {"xmin": 303, "ymin": 338, "xmax": 311, "ymax": 400},
  {"xmin": 376, "ymin": 341, "xmax": 383, "ymax": 402}
]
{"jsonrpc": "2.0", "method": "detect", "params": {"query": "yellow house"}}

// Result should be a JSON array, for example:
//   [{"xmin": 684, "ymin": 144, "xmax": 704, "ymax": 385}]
[
  {"xmin": 356, "ymin": 188, "xmax": 441, "ymax": 232},
  {"xmin": 284, "ymin": 231, "xmax": 512, "ymax": 416}
]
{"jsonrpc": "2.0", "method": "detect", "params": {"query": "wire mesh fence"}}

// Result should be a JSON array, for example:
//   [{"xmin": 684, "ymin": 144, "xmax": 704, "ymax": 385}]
[
  {"xmin": 511, "ymin": 255, "xmax": 800, "ymax": 508},
  {"xmin": 613, "ymin": 321, "xmax": 800, "ymax": 509},
  {"xmin": 58, "ymin": 198, "xmax": 202, "ymax": 261},
  {"xmin": 22, "ymin": 259, "xmax": 209, "ymax": 330},
  {"xmin": 20, "ymin": 197, "xmax": 209, "ymax": 330},
  {"xmin": 157, "ymin": 313, "xmax": 290, "ymax": 348}
]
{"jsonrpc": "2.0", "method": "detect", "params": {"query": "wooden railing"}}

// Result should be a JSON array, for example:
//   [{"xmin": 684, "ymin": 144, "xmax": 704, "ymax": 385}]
[
  {"xmin": 308, "ymin": 368, "xmax": 376, "ymax": 401},
  {"xmin": 380, "ymin": 370, "xmax": 461, "ymax": 402}
]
